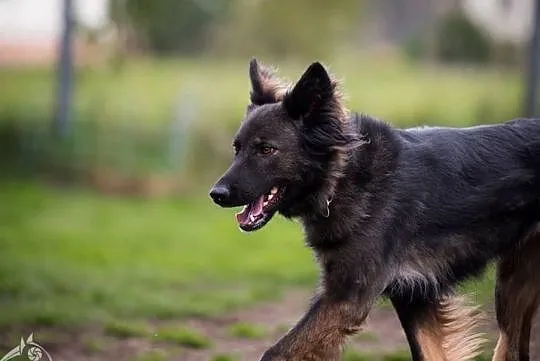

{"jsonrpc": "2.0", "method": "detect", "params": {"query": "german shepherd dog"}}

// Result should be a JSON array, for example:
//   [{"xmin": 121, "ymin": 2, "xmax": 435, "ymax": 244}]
[{"xmin": 209, "ymin": 59, "xmax": 540, "ymax": 361}]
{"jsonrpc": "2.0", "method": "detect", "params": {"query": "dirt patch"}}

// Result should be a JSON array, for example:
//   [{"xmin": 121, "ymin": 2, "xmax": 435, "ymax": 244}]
[
  {"xmin": 178, "ymin": 291, "xmax": 408, "ymax": 361},
  {"xmin": 2, "ymin": 290, "xmax": 536, "ymax": 361}
]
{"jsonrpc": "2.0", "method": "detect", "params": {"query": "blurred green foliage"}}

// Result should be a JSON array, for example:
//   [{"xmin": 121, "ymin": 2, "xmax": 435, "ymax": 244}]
[
  {"xmin": 435, "ymin": 10, "xmax": 492, "ymax": 64},
  {"xmin": 211, "ymin": 0, "xmax": 361, "ymax": 59},
  {"xmin": 111, "ymin": 0, "xmax": 231, "ymax": 54},
  {"xmin": 0, "ymin": 56, "xmax": 522, "ymax": 184},
  {"xmin": 104, "ymin": 1, "xmax": 525, "ymax": 67},
  {"xmin": 108, "ymin": 0, "xmax": 361, "ymax": 59}
]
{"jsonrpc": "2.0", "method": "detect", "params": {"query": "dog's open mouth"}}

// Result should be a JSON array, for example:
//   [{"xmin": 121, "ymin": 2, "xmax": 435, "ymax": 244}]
[{"xmin": 235, "ymin": 186, "xmax": 286, "ymax": 231}]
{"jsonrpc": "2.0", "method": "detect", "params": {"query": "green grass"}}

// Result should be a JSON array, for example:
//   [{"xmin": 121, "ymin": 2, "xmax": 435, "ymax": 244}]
[
  {"xmin": 212, "ymin": 354, "xmax": 238, "ymax": 361},
  {"xmin": 228, "ymin": 322, "xmax": 267, "ymax": 339},
  {"xmin": 0, "ymin": 178, "xmax": 496, "ymax": 327},
  {"xmin": 0, "ymin": 179, "xmax": 312, "ymax": 326},
  {"xmin": 381, "ymin": 350, "xmax": 411, "ymax": 361},
  {"xmin": 104, "ymin": 320, "xmax": 152, "ymax": 338},
  {"xmin": 474, "ymin": 353, "xmax": 493, "ymax": 361},
  {"xmin": 131, "ymin": 350, "xmax": 169, "ymax": 361},
  {"xmin": 343, "ymin": 349, "xmax": 376, "ymax": 361},
  {"xmin": 0, "ymin": 56, "xmax": 522, "ymax": 129},
  {"xmin": 153, "ymin": 326, "xmax": 212, "ymax": 348},
  {"xmin": 83, "ymin": 338, "xmax": 108, "ymax": 353},
  {"xmin": 354, "ymin": 331, "xmax": 379, "ymax": 342}
]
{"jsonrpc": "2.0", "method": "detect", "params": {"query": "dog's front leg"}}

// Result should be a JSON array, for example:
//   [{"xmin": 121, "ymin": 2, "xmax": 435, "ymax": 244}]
[{"xmin": 260, "ymin": 282, "xmax": 384, "ymax": 361}]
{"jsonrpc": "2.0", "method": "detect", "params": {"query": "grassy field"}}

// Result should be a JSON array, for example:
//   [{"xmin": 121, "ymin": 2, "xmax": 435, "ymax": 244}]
[
  {"xmin": 0, "ymin": 180, "xmax": 314, "ymax": 326},
  {"xmin": 0, "ymin": 56, "xmax": 523, "ymax": 127},
  {"xmin": 0, "ymin": 179, "xmax": 497, "ymax": 360},
  {"xmin": 0, "ymin": 56, "xmax": 517, "ymax": 360}
]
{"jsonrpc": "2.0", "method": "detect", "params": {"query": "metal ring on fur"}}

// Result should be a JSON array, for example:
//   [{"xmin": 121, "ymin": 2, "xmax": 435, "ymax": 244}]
[{"xmin": 323, "ymin": 198, "xmax": 332, "ymax": 218}]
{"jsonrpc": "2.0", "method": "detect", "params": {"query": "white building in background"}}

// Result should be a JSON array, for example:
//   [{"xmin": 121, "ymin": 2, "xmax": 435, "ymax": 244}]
[
  {"xmin": 0, "ymin": 0, "xmax": 110, "ymax": 66},
  {"xmin": 461, "ymin": 0, "xmax": 534, "ymax": 44}
]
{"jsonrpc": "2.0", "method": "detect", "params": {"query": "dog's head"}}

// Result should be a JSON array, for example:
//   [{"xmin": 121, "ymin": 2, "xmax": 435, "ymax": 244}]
[{"xmin": 209, "ymin": 59, "xmax": 359, "ymax": 232}]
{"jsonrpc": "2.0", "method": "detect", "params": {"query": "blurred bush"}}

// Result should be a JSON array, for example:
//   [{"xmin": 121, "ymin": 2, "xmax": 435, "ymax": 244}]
[
  {"xmin": 434, "ymin": 10, "xmax": 492, "ymax": 64},
  {"xmin": 403, "ymin": 8, "xmax": 525, "ymax": 69},
  {"xmin": 108, "ymin": 0, "xmax": 361, "ymax": 60},
  {"xmin": 202, "ymin": 0, "xmax": 360, "ymax": 60},
  {"xmin": 111, "ymin": 0, "xmax": 232, "ymax": 54}
]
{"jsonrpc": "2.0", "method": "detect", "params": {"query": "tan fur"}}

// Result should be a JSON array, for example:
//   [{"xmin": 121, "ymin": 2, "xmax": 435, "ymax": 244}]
[
  {"xmin": 493, "ymin": 232, "xmax": 540, "ymax": 361},
  {"xmin": 267, "ymin": 296, "xmax": 373, "ymax": 361},
  {"xmin": 416, "ymin": 326, "xmax": 448, "ymax": 360},
  {"xmin": 493, "ymin": 332, "xmax": 509, "ymax": 361},
  {"xmin": 416, "ymin": 295, "xmax": 485, "ymax": 361}
]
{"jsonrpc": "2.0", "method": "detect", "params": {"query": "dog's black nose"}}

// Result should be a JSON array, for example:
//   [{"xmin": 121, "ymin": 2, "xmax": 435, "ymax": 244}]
[{"xmin": 209, "ymin": 185, "xmax": 231, "ymax": 205}]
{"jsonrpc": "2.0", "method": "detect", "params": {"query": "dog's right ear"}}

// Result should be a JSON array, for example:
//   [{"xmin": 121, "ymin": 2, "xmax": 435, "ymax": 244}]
[
  {"xmin": 249, "ymin": 58, "xmax": 289, "ymax": 106},
  {"xmin": 282, "ymin": 62, "xmax": 333, "ymax": 120}
]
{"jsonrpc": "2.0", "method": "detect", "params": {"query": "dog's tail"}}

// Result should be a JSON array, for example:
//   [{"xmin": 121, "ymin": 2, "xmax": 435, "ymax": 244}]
[
  {"xmin": 434, "ymin": 295, "xmax": 486, "ymax": 361},
  {"xmin": 415, "ymin": 294, "xmax": 486, "ymax": 361}
]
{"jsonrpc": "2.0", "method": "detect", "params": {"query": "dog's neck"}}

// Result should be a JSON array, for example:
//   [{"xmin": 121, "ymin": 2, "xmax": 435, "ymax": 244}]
[{"xmin": 298, "ymin": 115, "xmax": 401, "ymax": 247}]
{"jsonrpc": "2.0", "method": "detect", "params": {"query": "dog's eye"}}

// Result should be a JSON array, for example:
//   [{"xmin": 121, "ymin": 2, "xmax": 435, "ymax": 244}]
[{"xmin": 258, "ymin": 145, "xmax": 276, "ymax": 155}]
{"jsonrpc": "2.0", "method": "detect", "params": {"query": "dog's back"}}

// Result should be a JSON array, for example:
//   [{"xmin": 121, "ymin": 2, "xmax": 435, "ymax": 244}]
[{"xmin": 362, "ymin": 117, "xmax": 540, "ymax": 282}]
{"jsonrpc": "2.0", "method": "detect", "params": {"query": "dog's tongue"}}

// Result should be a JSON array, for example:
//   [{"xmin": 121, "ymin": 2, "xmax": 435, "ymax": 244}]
[{"xmin": 236, "ymin": 196, "xmax": 265, "ymax": 225}]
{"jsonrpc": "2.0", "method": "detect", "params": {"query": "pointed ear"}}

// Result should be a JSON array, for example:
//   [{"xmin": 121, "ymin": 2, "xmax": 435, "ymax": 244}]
[
  {"xmin": 249, "ymin": 58, "xmax": 289, "ymax": 105},
  {"xmin": 283, "ymin": 62, "xmax": 333, "ymax": 120}
]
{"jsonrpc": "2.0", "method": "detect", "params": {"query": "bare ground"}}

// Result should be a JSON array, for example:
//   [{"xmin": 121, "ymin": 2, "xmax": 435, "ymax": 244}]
[{"xmin": 2, "ymin": 290, "xmax": 539, "ymax": 361}]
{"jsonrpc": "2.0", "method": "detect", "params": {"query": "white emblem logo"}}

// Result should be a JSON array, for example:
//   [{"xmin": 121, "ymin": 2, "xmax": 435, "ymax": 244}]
[{"xmin": 0, "ymin": 334, "xmax": 52, "ymax": 361}]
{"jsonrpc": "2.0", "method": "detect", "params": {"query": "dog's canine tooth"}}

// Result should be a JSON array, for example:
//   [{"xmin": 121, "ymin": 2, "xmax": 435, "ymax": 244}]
[
  {"xmin": 268, "ymin": 194, "xmax": 274, "ymax": 200},
  {"xmin": 263, "ymin": 201, "xmax": 268, "ymax": 207},
  {"xmin": 271, "ymin": 187, "xmax": 278, "ymax": 194}
]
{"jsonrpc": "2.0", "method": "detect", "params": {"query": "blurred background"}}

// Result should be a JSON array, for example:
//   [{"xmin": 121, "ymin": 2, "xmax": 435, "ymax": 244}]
[{"xmin": 0, "ymin": 0, "xmax": 538, "ymax": 360}]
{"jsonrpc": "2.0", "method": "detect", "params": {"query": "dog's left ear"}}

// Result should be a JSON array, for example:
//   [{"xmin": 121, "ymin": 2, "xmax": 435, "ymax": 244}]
[
  {"xmin": 249, "ymin": 58, "xmax": 288, "ymax": 106},
  {"xmin": 283, "ymin": 62, "xmax": 333, "ymax": 120}
]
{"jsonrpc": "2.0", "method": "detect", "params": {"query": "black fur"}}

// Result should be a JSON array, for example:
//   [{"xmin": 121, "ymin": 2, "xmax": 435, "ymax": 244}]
[{"xmin": 209, "ymin": 60, "xmax": 540, "ymax": 361}]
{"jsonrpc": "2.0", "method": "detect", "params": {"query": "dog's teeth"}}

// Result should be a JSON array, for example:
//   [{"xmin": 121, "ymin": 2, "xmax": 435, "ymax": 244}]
[
  {"xmin": 250, "ymin": 214, "xmax": 256, "ymax": 222},
  {"xmin": 271, "ymin": 187, "xmax": 278, "ymax": 194},
  {"xmin": 263, "ymin": 201, "xmax": 268, "ymax": 207},
  {"xmin": 268, "ymin": 194, "xmax": 274, "ymax": 200}
]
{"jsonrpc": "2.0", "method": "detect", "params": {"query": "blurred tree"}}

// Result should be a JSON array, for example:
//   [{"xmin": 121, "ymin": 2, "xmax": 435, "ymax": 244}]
[
  {"xmin": 210, "ymin": 0, "xmax": 362, "ymax": 60},
  {"xmin": 435, "ymin": 9, "xmax": 492, "ymax": 64},
  {"xmin": 109, "ymin": 0, "xmax": 232, "ymax": 55}
]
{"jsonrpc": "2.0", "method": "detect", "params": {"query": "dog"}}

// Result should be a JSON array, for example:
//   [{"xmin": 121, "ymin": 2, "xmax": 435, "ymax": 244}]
[{"xmin": 209, "ymin": 59, "xmax": 540, "ymax": 361}]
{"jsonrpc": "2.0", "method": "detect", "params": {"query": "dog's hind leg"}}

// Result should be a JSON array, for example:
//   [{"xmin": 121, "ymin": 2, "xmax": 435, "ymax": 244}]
[
  {"xmin": 493, "ymin": 233, "xmax": 540, "ymax": 361},
  {"xmin": 391, "ymin": 295, "xmax": 431, "ymax": 361},
  {"xmin": 391, "ymin": 294, "xmax": 484, "ymax": 361}
]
